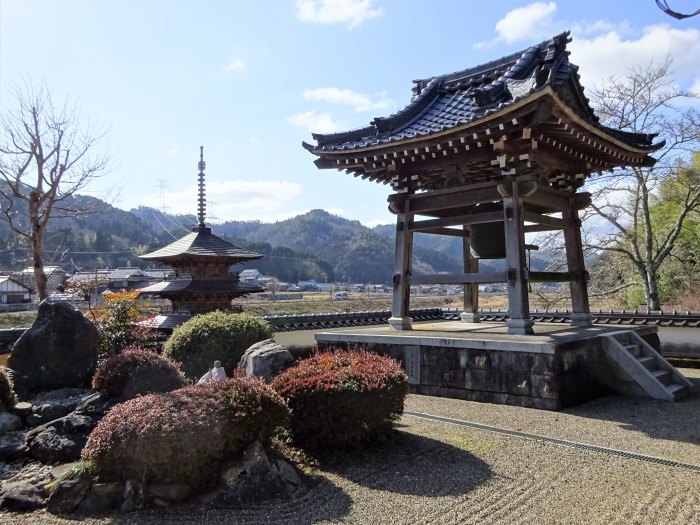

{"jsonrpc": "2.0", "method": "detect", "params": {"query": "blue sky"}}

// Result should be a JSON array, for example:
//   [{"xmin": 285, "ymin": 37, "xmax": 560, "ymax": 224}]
[{"xmin": 2, "ymin": 0, "xmax": 699, "ymax": 227}]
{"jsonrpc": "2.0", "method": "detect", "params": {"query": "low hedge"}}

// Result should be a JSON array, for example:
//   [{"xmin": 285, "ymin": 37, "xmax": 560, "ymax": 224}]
[
  {"xmin": 272, "ymin": 349, "xmax": 408, "ymax": 452},
  {"xmin": 82, "ymin": 390, "xmax": 225, "ymax": 489},
  {"xmin": 163, "ymin": 312, "xmax": 272, "ymax": 380},
  {"xmin": 91, "ymin": 346, "xmax": 188, "ymax": 401},
  {"xmin": 82, "ymin": 376, "xmax": 290, "ymax": 490},
  {"xmin": 185, "ymin": 375, "xmax": 290, "ymax": 457}
]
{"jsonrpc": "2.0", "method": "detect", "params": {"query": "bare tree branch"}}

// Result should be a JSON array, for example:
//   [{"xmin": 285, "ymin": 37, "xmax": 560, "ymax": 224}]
[
  {"xmin": 585, "ymin": 57, "xmax": 700, "ymax": 310},
  {"xmin": 0, "ymin": 81, "xmax": 110, "ymax": 300}
]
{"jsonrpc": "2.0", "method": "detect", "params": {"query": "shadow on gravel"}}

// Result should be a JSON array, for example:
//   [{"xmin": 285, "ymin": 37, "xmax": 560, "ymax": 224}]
[
  {"xmin": 94, "ymin": 476, "xmax": 352, "ymax": 525},
  {"xmin": 565, "ymin": 374, "xmax": 700, "ymax": 447},
  {"xmin": 327, "ymin": 427, "xmax": 493, "ymax": 497}
]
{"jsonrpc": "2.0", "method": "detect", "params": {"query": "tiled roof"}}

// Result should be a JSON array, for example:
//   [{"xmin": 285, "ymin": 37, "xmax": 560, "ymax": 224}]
[
  {"xmin": 139, "ymin": 279, "xmax": 264, "ymax": 295},
  {"xmin": 109, "ymin": 268, "xmax": 148, "ymax": 279},
  {"xmin": 140, "ymin": 226, "xmax": 263, "ymax": 263},
  {"xmin": 138, "ymin": 314, "xmax": 191, "ymax": 331},
  {"xmin": 303, "ymin": 33, "xmax": 658, "ymax": 154}
]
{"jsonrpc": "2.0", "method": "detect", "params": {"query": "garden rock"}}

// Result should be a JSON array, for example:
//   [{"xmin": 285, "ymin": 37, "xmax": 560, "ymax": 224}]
[
  {"xmin": 47, "ymin": 479, "xmax": 90, "ymax": 514},
  {"xmin": 0, "ymin": 430, "xmax": 27, "ymax": 461},
  {"xmin": 211, "ymin": 441, "xmax": 297, "ymax": 507},
  {"xmin": 78, "ymin": 482, "xmax": 123, "ymax": 513},
  {"xmin": 26, "ymin": 412, "xmax": 94, "ymax": 463},
  {"xmin": 0, "ymin": 481, "xmax": 46, "ymax": 511},
  {"xmin": 121, "ymin": 479, "xmax": 146, "ymax": 512},
  {"xmin": 0, "ymin": 411, "xmax": 22, "ymax": 435},
  {"xmin": 149, "ymin": 483, "xmax": 191, "ymax": 504},
  {"xmin": 273, "ymin": 457, "xmax": 304, "ymax": 492},
  {"xmin": 26, "ymin": 402, "xmax": 73, "ymax": 427},
  {"xmin": 12, "ymin": 401, "xmax": 33, "ymax": 418},
  {"xmin": 7, "ymin": 300, "xmax": 98, "ymax": 394},
  {"xmin": 239, "ymin": 339, "xmax": 294, "ymax": 383},
  {"xmin": 25, "ymin": 391, "xmax": 111, "ymax": 463}
]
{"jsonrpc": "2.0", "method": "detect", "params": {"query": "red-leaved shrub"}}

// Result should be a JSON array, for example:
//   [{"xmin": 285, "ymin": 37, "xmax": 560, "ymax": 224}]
[
  {"xmin": 82, "ymin": 390, "xmax": 225, "ymax": 489},
  {"xmin": 92, "ymin": 346, "xmax": 187, "ymax": 401},
  {"xmin": 272, "ymin": 349, "xmax": 408, "ymax": 452},
  {"xmin": 83, "ymin": 376, "xmax": 291, "ymax": 490},
  {"xmin": 184, "ymin": 375, "xmax": 291, "ymax": 456}
]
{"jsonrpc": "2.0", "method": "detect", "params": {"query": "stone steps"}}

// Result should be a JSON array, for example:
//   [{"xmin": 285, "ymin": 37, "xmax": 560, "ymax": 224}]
[{"xmin": 602, "ymin": 331, "xmax": 693, "ymax": 401}]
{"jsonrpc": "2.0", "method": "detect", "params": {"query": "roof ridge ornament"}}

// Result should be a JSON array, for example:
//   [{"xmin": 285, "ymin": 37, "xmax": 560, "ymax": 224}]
[{"xmin": 197, "ymin": 146, "xmax": 206, "ymax": 229}]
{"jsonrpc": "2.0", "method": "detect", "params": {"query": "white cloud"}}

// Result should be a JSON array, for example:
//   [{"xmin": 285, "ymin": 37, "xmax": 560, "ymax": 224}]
[
  {"xmin": 303, "ymin": 87, "xmax": 393, "ymax": 112},
  {"xmin": 692, "ymin": 78, "xmax": 700, "ymax": 96},
  {"xmin": 296, "ymin": 0, "xmax": 383, "ymax": 28},
  {"xmin": 570, "ymin": 25, "xmax": 700, "ymax": 88},
  {"xmin": 167, "ymin": 148, "xmax": 180, "ymax": 157},
  {"xmin": 477, "ymin": 2, "xmax": 700, "ymax": 91},
  {"xmin": 477, "ymin": 2, "xmax": 557, "ymax": 47},
  {"xmin": 222, "ymin": 58, "xmax": 246, "ymax": 73},
  {"xmin": 141, "ymin": 180, "xmax": 303, "ymax": 222},
  {"xmin": 287, "ymin": 110, "xmax": 339, "ymax": 133}
]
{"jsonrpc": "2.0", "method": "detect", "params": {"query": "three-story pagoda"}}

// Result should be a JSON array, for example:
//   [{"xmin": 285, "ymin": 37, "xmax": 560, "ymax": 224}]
[{"xmin": 140, "ymin": 147, "xmax": 264, "ymax": 329}]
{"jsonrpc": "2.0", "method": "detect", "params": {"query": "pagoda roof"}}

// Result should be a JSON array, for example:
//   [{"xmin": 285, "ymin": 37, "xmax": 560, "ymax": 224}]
[
  {"xmin": 140, "ymin": 225, "xmax": 263, "ymax": 264},
  {"xmin": 139, "ymin": 278, "xmax": 264, "ymax": 296},
  {"xmin": 303, "ymin": 32, "xmax": 664, "ymax": 190}
]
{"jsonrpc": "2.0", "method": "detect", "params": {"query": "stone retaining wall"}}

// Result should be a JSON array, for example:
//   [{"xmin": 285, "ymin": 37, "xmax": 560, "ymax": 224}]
[{"xmin": 318, "ymin": 334, "xmax": 649, "ymax": 411}]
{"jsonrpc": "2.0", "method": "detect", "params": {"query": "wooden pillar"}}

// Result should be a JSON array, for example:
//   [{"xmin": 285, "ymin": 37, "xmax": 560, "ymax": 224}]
[
  {"xmin": 499, "ymin": 181, "xmax": 534, "ymax": 335},
  {"xmin": 563, "ymin": 204, "xmax": 593, "ymax": 327},
  {"xmin": 389, "ymin": 194, "xmax": 413, "ymax": 330},
  {"xmin": 461, "ymin": 225, "xmax": 480, "ymax": 323}
]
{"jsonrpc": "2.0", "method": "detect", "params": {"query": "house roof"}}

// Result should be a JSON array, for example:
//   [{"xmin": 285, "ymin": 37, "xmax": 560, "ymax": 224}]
[
  {"xmin": 140, "ymin": 225, "xmax": 263, "ymax": 264},
  {"xmin": 303, "ymin": 33, "xmax": 663, "ymax": 190},
  {"xmin": 0, "ymin": 276, "xmax": 31, "ymax": 292},
  {"xmin": 109, "ymin": 268, "xmax": 148, "ymax": 280},
  {"xmin": 19, "ymin": 266, "xmax": 66, "ymax": 275}
]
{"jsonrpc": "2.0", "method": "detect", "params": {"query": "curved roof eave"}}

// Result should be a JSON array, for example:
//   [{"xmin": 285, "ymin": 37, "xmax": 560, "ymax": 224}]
[{"xmin": 305, "ymin": 87, "xmax": 663, "ymax": 158}]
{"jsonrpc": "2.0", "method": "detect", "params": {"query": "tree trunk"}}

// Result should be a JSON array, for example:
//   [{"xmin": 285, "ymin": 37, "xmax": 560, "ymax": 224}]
[
  {"xmin": 647, "ymin": 267, "xmax": 661, "ymax": 311},
  {"xmin": 29, "ymin": 191, "xmax": 48, "ymax": 301}
]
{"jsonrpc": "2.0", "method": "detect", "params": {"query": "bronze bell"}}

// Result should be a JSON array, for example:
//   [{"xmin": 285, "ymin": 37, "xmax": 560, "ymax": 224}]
[{"xmin": 469, "ymin": 202, "xmax": 506, "ymax": 259}]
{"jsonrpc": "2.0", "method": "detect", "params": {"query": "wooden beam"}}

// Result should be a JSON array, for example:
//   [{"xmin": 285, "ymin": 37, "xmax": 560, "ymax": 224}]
[
  {"xmin": 527, "ymin": 271, "xmax": 574, "ymax": 282},
  {"xmin": 417, "ymin": 227, "xmax": 466, "ymax": 237},
  {"xmin": 410, "ymin": 211, "xmax": 503, "ymax": 231},
  {"xmin": 521, "ymin": 185, "xmax": 571, "ymax": 212},
  {"xmin": 524, "ymin": 224, "xmax": 562, "ymax": 233},
  {"xmin": 408, "ymin": 272, "xmax": 508, "ymax": 285},
  {"xmin": 522, "ymin": 211, "xmax": 567, "ymax": 228},
  {"xmin": 409, "ymin": 186, "xmax": 503, "ymax": 214}
]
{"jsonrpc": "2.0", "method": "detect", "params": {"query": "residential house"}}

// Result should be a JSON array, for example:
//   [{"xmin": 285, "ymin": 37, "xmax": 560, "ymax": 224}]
[
  {"xmin": 15, "ymin": 266, "xmax": 67, "ymax": 293},
  {"xmin": 0, "ymin": 276, "xmax": 32, "ymax": 311}
]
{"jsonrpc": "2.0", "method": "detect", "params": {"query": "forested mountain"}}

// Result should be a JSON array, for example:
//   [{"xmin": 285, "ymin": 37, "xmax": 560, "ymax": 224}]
[
  {"xmin": 0, "ymin": 198, "xmax": 470, "ymax": 283},
  {"xmin": 0, "ymin": 189, "xmax": 555, "ymax": 283}
]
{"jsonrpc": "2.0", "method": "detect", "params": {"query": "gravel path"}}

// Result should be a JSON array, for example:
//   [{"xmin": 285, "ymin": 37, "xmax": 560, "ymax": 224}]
[{"xmin": 2, "ymin": 368, "xmax": 699, "ymax": 524}]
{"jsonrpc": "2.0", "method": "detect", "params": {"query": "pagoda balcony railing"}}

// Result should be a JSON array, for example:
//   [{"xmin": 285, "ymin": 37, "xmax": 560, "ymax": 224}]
[
  {"xmin": 159, "ymin": 304, "xmax": 244, "ymax": 315},
  {"xmin": 163, "ymin": 271, "xmax": 240, "ymax": 281},
  {"xmin": 159, "ymin": 306, "xmax": 192, "ymax": 315}
]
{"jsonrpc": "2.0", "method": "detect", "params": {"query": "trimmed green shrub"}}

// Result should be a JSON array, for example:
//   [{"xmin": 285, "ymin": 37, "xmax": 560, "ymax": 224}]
[
  {"xmin": 163, "ymin": 311, "xmax": 272, "ymax": 380},
  {"xmin": 184, "ymin": 375, "xmax": 290, "ymax": 456},
  {"xmin": 82, "ymin": 390, "xmax": 225, "ymax": 489},
  {"xmin": 92, "ymin": 346, "xmax": 188, "ymax": 401},
  {"xmin": 0, "ymin": 367, "xmax": 17, "ymax": 411},
  {"xmin": 272, "ymin": 349, "xmax": 408, "ymax": 452}
]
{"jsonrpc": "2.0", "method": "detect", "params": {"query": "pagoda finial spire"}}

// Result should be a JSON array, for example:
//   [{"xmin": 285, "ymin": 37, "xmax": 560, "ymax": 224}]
[{"xmin": 197, "ymin": 146, "xmax": 206, "ymax": 228}]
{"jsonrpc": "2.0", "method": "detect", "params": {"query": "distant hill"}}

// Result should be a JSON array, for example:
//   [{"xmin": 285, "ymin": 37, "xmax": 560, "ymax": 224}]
[{"xmin": 0, "ymin": 188, "xmax": 549, "ymax": 283}]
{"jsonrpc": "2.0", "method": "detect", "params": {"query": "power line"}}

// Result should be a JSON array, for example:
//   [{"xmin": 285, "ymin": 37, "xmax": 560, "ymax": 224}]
[{"xmin": 151, "ymin": 210, "xmax": 178, "ymax": 240}]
